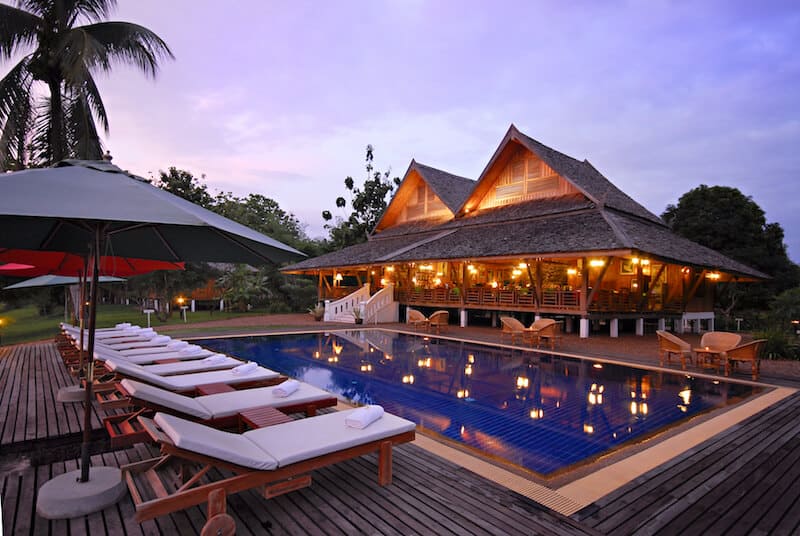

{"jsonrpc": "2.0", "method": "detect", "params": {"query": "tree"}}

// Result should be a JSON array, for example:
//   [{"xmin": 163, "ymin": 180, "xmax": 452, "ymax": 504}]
[
  {"xmin": 662, "ymin": 185, "xmax": 800, "ymax": 310},
  {"xmin": 322, "ymin": 144, "xmax": 400, "ymax": 249},
  {"xmin": 215, "ymin": 264, "xmax": 271, "ymax": 312},
  {"xmin": 0, "ymin": 0, "xmax": 173, "ymax": 169},
  {"xmin": 155, "ymin": 168, "xmax": 215, "ymax": 208}
]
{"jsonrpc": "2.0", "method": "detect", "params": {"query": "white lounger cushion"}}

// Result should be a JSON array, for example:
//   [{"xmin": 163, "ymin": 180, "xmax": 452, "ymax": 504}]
[
  {"xmin": 121, "ymin": 379, "xmax": 336, "ymax": 420},
  {"xmin": 155, "ymin": 412, "xmax": 279, "ymax": 470},
  {"xmin": 120, "ymin": 340, "xmax": 189, "ymax": 356},
  {"xmin": 153, "ymin": 409, "xmax": 415, "ymax": 471},
  {"xmin": 94, "ymin": 346, "xmax": 214, "ymax": 365},
  {"xmin": 138, "ymin": 355, "xmax": 240, "ymax": 375},
  {"xmin": 197, "ymin": 382, "xmax": 335, "ymax": 417},
  {"xmin": 122, "ymin": 379, "xmax": 212, "ymax": 420},
  {"xmin": 105, "ymin": 359, "xmax": 280, "ymax": 390},
  {"xmin": 246, "ymin": 410, "xmax": 416, "ymax": 467}
]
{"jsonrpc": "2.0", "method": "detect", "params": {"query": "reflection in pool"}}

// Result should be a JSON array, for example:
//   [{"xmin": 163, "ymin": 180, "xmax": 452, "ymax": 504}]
[{"xmin": 197, "ymin": 330, "xmax": 760, "ymax": 476}]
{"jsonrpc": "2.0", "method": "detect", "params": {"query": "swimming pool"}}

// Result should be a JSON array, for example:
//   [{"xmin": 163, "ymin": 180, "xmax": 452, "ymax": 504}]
[{"xmin": 197, "ymin": 330, "xmax": 761, "ymax": 476}]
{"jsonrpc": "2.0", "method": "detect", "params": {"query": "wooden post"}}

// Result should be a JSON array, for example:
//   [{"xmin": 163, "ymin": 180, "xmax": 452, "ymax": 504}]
[{"xmin": 378, "ymin": 440, "xmax": 393, "ymax": 486}]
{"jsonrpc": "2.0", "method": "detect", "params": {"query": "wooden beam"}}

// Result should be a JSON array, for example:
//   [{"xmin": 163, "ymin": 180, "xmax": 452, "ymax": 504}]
[
  {"xmin": 586, "ymin": 256, "xmax": 612, "ymax": 307},
  {"xmin": 639, "ymin": 263, "xmax": 666, "ymax": 309},
  {"xmin": 684, "ymin": 270, "xmax": 707, "ymax": 306}
]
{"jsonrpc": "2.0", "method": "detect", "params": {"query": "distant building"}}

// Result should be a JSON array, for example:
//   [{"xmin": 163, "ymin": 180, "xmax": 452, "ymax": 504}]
[{"xmin": 283, "ymin": 125, "xmax": 765, "ymax": 337}]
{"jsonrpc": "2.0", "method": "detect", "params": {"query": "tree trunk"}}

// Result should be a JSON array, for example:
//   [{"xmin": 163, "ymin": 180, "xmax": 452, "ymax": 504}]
[{"xmin": 47, "ymin": 79, "xmax": 64, "ymax": 163}]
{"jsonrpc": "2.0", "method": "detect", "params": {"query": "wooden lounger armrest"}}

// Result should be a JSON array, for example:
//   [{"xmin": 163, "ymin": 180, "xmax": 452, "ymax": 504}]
[{"xmin": 138, "ymin": 416, "xmax": 173, "ymax": 445}]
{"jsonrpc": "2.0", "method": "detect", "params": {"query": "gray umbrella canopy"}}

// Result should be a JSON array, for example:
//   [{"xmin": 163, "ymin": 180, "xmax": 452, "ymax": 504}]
[
  {"xmin": 3, "ymin": 274, "xmax": 125, "ymax": 290},
  {"xmin": 0, "ymin": 160, "xmax": 306, "ymax": 488},
  {"xmin": 0, "ymin": 160, "xmax": 305, "ymax": 264}
]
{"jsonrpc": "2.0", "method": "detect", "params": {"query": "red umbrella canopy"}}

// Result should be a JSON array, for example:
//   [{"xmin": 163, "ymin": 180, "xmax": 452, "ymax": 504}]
[{"xmin": 0, "ymin": 249, "xmax": 184, "ymax": 277}]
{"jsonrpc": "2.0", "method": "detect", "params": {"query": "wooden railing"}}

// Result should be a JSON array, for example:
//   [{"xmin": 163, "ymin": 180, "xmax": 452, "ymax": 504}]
[
  {"xmin": 324, "ymin": 284, "xmax": 371, "ymax": 322},
  {"xmin": 396, "ymin": 286, "xmax": 681, "ymax": 314}
]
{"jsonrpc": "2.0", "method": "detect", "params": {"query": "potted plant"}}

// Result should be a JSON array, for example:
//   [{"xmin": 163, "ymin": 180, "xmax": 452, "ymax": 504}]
[
  {"xmin": 352, "ymin": 307, "xmax": 364, "ymax": 325},
  {"xmin": 308, "ymin": 303, "xmax": 325, "ymax": 321}
]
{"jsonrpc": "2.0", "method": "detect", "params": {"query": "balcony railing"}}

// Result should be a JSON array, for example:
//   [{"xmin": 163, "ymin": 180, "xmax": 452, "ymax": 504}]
[{"xmin": 396, "ymin": 287, "xmax": 681, "ymax": 314}]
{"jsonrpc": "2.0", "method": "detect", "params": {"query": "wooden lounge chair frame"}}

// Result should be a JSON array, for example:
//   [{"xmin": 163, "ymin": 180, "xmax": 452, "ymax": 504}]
[
  {"xmin": 656, "ymin": 330, "xmax": 693, "ymax": 369},
  {"xmin": 101, "ymin": 382, "xmax": 338, "ymax": 447},
  {"xmin": 535, "ymin": 320, "xmax": 562, "ymax": 350},
  {"xmin": 723, "ymin": 339, "xmax": 767, "ymax": 380},
  {"xmin": 122, "ymin": 416, "xmax": 416, "ymax": 523}
]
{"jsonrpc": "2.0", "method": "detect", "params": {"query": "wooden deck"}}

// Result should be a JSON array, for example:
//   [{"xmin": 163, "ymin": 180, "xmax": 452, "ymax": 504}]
[
  {"xmin": 574, "ymin": 389, "xmax": 800, "ymax": 535},
  {"xmin": 1, "ymin": 341, "xmax": 595, "ymax": 535}
]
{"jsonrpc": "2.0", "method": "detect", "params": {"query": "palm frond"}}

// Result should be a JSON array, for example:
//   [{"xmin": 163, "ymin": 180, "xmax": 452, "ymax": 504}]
[
  {"xmin": 64, "ymin": 0, "xmax": 118, "ymax": 25},
  {"xmin": 0, "ymin": 4, "xmax": 41, "ymax": 60},
  {"xmin": 79, "ymin": 21, "xmax": 174, "ymax": 77},
  {"xmin": 64, "ymin": 87, "xmax": 103, "ymax": 160},
  {"xmin": 0, "ymin": 61, "xmax": 35, "ymax": 170},
  {"xmin": 29, "ymin": 97, "xmax": 55, "ymax": 165}
]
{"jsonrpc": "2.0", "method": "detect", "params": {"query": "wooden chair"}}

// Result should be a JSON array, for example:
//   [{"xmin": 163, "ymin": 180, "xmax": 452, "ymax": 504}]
[
  {"xmin": 524, "ymin": 318, "xmax": 556, "ymax": 347},
  {"xmin": 122, "ymin": 410, "xmax": 416, "ymax": 526},
  {"xmin": 536, "ymin": 321, "xmax": 563, "ymax": 350},
  {"xmin": 697, "ymin": 332, "xmax": 742, "ymax": 371},
  {"xmin": 499, "ymin": 316, "xmax": 526, "ymax": 344},
  {"xmin": 723, "ymin": 339, "xmax": 767, "ymax": 380},
  {"xmin": 428, "ymin": 310, "xmax": 449, "ymax": 334},
  {"xmin": 656, "ymin": 330, "xmax": 693, "ymax": 369},
  {"xmin": 407, "ymin": 309, "xmax": 429, "ymax": 331}
]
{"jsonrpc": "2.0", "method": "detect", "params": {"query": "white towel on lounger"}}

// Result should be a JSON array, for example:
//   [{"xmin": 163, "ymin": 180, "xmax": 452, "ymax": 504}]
[
  {"xmin": 167, "ymin": 340, "xmax": 189, "ymax": 349},
  {"xmin": 273, "ymin": 379, "xmax": 299, "ymax": 397},
  {"xmin": 179, "ymin": 345, "xmax": 203, "ymax": 356},
  {"xmin": 345, "ymin": 405, "xmax": 384, "ymax": 429},
  {"xmin": 201, "ymin": 353, "xmax": 228, "ymax": 364},
  {"xmin": 231, "ymin": 361, "xmax": 258, "ymax": 375}
]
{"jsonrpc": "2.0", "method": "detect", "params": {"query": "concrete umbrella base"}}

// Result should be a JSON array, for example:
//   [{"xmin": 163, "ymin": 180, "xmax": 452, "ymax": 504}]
[
  {"xmin": 36, "ymin": 466, "xmax": 127, "ymax": 519},
  {"xmin": 56, "ymin": 385, "xmax": 85, "ymax": 403}
]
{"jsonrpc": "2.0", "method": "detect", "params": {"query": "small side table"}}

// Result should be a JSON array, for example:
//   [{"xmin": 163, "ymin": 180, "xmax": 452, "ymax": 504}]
[
  {"xmin": 694, "ymin": 347, "xmax": 724, "ymax": 373},
  {"xmin": 238, "ymin": 406, "xmax": 293, "ymax": 431},
  {"xmin": 196, "ymin": 382, "xmax": 236, "ymax": 395}
]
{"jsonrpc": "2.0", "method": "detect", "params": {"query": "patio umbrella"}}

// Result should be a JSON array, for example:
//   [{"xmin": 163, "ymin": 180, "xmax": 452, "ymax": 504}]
[
  {"xmin": 0, "ymin": 160, "xmax": 305, "ymax": 518},
  {"xmin": 3, "ymin": 274, "xmax": 125, "ymax": 289},
  {"xmin": 0, "ymin": 249, "xmax": 185, "ymax": 277}
]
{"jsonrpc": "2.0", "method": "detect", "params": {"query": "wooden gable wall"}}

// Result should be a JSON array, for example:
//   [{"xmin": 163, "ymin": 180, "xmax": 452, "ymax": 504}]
[
  {"xmin": 377, "ymin": 169, "xmax": 452, "ymax": 229},
  {"xmin": 475, "ymin": 146, "xmax": 580, "ymax": 210}
]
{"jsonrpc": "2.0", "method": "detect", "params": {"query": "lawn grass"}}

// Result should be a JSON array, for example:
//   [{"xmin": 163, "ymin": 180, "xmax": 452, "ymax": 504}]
[{"xmin": 0, "ymin": 303, "xmax": 258, "ymax": 346}]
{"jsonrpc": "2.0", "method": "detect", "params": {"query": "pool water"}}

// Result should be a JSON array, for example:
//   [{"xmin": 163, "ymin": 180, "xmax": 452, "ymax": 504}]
[{"xmin": 197, "ymin": 330, "xmax": 760, "ymax": 476}]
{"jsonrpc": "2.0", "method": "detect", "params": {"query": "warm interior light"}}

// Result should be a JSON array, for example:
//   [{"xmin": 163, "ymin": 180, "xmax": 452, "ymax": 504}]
[
  {"xmin": 567, "ymin": 268, "xmax": 578, "ymax": 275},
  {"xmin": 631, "ymin": 257, "xmax": 640, "ymax": 265},
  {"xmin": 386, "ymin": 266, "xmax": 395, "ymax": 272},
  {"xmin": 706, "ymin": 272, "xmax": 721, "ymax": 280},
  {"xmin": 589, "ymin": 259, "xmax": 605, "ymax": 268},
  {"xmin": 518, "ymin": 262, "xmax": 527, "ymax": 269},
  {"xmin": 334, "ymin": 273, "xmax": 343, "ymax": 281},
  {"xmin": 491, "ymin": 281, "xmax": 498, "ymax": 288}
]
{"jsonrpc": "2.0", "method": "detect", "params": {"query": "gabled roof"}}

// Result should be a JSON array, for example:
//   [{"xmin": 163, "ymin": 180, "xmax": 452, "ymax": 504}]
[
  {"xmin": 372, "ymin": 160, "xmax": 474, "ymax": 233},
  {"xmin": 412, "ymin": 161, "xmax": 475, "ymax": 213},
  {"xmin": 459, "ymin": 125, "xmax": 663, "ymax": 224},
  {"xmin": 283, "ymin": 125, "xmax": 766, "ymax": 280}
]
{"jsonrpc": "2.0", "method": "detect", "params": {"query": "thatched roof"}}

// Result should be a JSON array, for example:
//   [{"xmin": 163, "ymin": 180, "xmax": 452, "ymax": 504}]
[{"xmin": 284, "ymin": 126, "xmax": 766, "ymax": 280}]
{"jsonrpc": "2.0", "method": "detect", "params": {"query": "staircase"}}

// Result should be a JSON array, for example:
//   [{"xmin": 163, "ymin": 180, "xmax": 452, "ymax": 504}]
[{"xmin": 323, "ymin": 284, "xmax": 399, "ymax": 324}]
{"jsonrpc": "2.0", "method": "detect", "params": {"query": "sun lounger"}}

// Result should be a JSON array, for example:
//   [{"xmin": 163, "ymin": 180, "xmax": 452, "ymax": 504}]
[
  {"xmin": 94, "ymin": 344, "xmax": 214, "ymax": 365},
  {"xmin": 100, "ymin": 358, "xmax": 283, "ymax": 393},
  {"xmin": 102, "ymin": 378, "xmax": 339, "ymax": 446},
  {"xmin": 656, "ymin": 330, "xmax": 693, "ymax": 369},
  {"xmin": 121, "ymin": 409, "xmax": 416, "ymax": 524}
]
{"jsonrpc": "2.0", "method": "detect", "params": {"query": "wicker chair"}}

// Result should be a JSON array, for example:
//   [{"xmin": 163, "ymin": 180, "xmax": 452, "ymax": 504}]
[
  {"xmin": 697, "ymin": 331, "xmax": 742, "ymax": 372},
  {"xmin": 500, "ymin": 316, "xmax": 526, "ymax": 344},
  {"xmin": 656, "ymin": 330, "xmax": 693, "ymax": 369},
  {"xmin": 406, "ymin": 309, "xmax": 429, "ymax": 331},
  {"xmin": 526, "ymin": 318, "xmax": 556, "ymax": 347},
  {"xmin": 723, "ymin": 339, "xmax": 767, "ymax": 380},
  {"xmin": 428, "ymin": 310, "xmax": 449, "ymax": 334},
  {"xmin": 536, "ymin": 321, "xmax": 562, "ymax": 350}
]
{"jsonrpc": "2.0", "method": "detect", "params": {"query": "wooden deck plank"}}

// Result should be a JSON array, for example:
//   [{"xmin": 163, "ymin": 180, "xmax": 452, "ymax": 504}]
[
  {"xmin": 577, "ymin": 393, "xmax": 799, "ymax": 531},
  {"xmin": 574, "ymin": 391, "xmax": 800, "ymax": 535}
]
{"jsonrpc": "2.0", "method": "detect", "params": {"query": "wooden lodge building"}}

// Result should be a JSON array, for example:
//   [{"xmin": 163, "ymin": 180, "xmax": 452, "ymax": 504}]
[{"xmin": 284, "ymin": 125, "xmax": 765, "ymax": 337}]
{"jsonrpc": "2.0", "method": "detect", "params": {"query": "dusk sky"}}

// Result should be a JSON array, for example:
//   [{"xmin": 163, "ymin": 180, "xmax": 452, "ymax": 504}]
[{"xmin": 29, "ymin": 1, "xmax": 800, "ymax": 259}]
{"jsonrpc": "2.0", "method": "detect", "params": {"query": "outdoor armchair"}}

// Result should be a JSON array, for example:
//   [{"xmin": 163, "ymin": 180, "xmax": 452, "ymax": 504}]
[
  {"xmin": 723, "ymin": 339, "xmax": 767, "ymax": 380},
  {"xmin": 656, "ymin": 330, "xmax": 693, "ymax": 369},
  {"xmin": 428, "ymin": 310, "xmax": 449, "ymax": 334},
  {"xmin": 500, "ymin": 316, "xmax": 527, "ymax": 344},
  {"xmin": 407, "ymin": 309, "xmax": 429, "ymax": 331},
  {"xmin": 526, "ymin": 318, "xmax": 557, "ymax": 347}
]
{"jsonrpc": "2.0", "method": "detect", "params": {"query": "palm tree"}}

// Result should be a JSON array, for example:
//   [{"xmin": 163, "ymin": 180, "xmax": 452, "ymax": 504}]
[{"xmin": 0, "ymin": 0, "xmax": 173, "ymax": 169}]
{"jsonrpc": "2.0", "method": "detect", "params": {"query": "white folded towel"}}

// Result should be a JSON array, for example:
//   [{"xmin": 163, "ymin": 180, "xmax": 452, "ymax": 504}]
[
  {"xmin": 231, "ymin": 361, "xmax": 258, "ymax": 375},
  {"xmin": 179, "ymin": 345, "xmax": 203, "ymax": 356},
  {"xmin": 123, "ymin": 326, "xmax": 142, "ymax": 333},
  {"xmin": 115, "ymin": 322, "xmax": 132, "ymax": 329},
  {"xmin": 151, "ymin": 335, "xmax": 171, "ymax": 344},
  {"xmin": 345, "ymin": 405, "xmax": 384, "ymax": 429},
  {"xmin": 273, "ymin": 379, "xmax": 300, "ymax": 397},
  {"xmin": 139, "ymin": 331, "xmax": 158, "ymax": 340},
  {"xmin": 167, "ymin": 340, "xmax": 189, "ymax": 349},
  {"xmin": 202, "ymin": 353, "xmax": 228, "ymax": 364}
]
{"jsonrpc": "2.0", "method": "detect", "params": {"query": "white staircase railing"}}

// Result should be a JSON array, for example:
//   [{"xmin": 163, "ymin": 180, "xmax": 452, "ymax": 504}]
[
  {"xmin": 363, "ymin": 284, "xmax": 398, "ymax": 324},
  {"xmin": 324, "ymin": 284, "xmax": 371, "ymax": 322}
]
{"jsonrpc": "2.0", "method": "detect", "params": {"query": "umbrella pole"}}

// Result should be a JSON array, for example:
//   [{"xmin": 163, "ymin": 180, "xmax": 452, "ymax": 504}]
[
  {"xmin": 80, "ymin": 228, "xmax": 102, "ymax": 483},
  {"xmin": 78, "ymin": 267, "xmax": 87, "ymax": 374}
]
